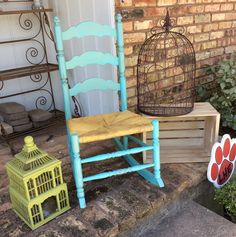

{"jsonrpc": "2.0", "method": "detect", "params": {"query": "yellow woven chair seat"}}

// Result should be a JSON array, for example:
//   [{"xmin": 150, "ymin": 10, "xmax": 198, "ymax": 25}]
[{"xmin": 68, "ymin": 110, "xmax": 153, "ymax": 143}]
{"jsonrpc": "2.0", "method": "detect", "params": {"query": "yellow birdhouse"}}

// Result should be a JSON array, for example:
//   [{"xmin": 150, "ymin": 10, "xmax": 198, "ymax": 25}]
[{"xmin": 6, "ymin": 136, "xmax": 70, "ymax": 230}]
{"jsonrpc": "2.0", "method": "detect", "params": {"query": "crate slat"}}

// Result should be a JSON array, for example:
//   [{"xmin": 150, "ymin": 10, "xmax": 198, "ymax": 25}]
[
  {"xmin": 146, "ymin": 129, "xmax": 204, "ymax": 139},
  {"xmin": 142, "ymin": 102, "xmax": 220, "ymax": 163},
  {"xmin": 146, "ymin": 147, "xmax": 209, "ymax": 163},
  {"xmin": 160, "ymin": 121, "xmax": 205, "ymax": 130}
]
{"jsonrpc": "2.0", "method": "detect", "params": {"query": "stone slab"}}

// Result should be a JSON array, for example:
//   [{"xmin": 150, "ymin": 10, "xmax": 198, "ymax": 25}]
[
  {"xmin": 13, "ymin": 122, "xmax": 33, "ymax": 132},
  {"xmin": 0, "ymin": 111, "xmax": 28, "ymax": 121},
  {"xmin": 0, "ymin": 102, "xmax": 25, "ymax": 114},
  {"xmin": 134, "ymin": 201, "xmax": 236, "ymax": 237},
  {"xmin": 33, "ymin": 120, "xmax": 50, "ymax": 128},
  {"xmin": 29, "ymin": 109, "xmax": 53, "ymax": 122},
  {"xmin": 0, "ymin": 123, "xmax": 208, "ymax": 237},
  {"xmin": 5, "ymin": 117, "xmax": 30, "ymax": 126},
  {"xmin": 0, "ymin": 122, "xmax": 13, "ymax": 135}
]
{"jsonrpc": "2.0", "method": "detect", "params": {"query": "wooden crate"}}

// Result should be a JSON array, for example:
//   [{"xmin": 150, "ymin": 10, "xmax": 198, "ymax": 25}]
[{"xmin": 143, "ymin": 102, "xmax": 220, "ymax": 164}]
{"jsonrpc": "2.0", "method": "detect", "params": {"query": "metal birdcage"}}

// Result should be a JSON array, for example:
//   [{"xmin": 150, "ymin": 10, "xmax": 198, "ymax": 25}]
[{"xmin": 137, "ymin": 10, "xmax": 196, "ymax": 116}]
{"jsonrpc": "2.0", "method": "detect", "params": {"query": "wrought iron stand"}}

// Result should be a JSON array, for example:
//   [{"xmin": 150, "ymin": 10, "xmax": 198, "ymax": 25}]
[{"xmin": 0, "ymin": 8, "xmax": 77, "ymax": 152}]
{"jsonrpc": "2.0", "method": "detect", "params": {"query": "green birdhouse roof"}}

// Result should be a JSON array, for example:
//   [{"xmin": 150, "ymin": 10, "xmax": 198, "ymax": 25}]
[{"xmin": 7, "ymin": 136, "xmax": 59, "ymax": 175}]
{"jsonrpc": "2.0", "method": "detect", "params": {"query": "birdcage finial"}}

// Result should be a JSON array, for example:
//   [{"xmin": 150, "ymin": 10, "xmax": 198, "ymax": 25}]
[
  {"xmin": 23, "ymin": 136, "xmax": 38, "ymax": 153},
  {"xmin": 163, "ymin": 9, "xmax": 172, "ymax": 32}
]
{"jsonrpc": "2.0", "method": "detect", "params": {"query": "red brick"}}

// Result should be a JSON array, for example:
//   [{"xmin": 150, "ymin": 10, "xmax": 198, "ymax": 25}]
[
  {"xmin": 177, "ymin": 16, "xmax": 194, "ymax": 25},
  {"xmin": 194, "ymin": 33, "xmax": 209, "ymax": 42},
  {"xmin": 196, "ymin": 51, "xmax": 210, "ymax": 61},
  {"xmin": 124, "ymin": 33, "xmax": 146, "ymax": 44},
  {"xmin": 219, "ymin": 21, "xmax": 232, "ymax": 29},
  {"xmin": 115, "ymin": 0, "xmax": 133, "ymax": 7},
  {"xmin": 134, "ymin": 20, "xmax": 154, "ymax": 30},
  {"xmin": 134, "ymin": 0, "xmax": 156, "ymax": 6},
  {"xmin": 210, "ymin": 47, "xmax": 224, "ymax": 57},
  {"xmin": 205, "ymin": 4, "xmax": 220, "ymax": 12},
  {"xmin": 221, "ymin": 3, "xmax": 234, "ymax": 11},
  {"xmin": 225, "ymin": 13, "xmax": 236, "ymax": 20},
  {"xmin": 201, "ymin": 41, "xmax": 217, "ymax": 50},
  {"xmin": 178, "ymin": 0, "xmax": 195, "ymax": 4},
  {"xmin": 126, "ymin": 75, "xmax": 137, "ymax": 87},
  {"xmin": 144, "ymin": 7, "xmax": 166, "ymax": 17},
  {"xmin": 127, "ymin": 87, "xmax": 136, "ymax": 97},
  {"xmin": 210, "ymin": 31, "xmax": 225, "ymax": 40},
  {"xmin": 170, "ymin": 5, "xmax": 204, "ymax": 15},
  {"xmin": 195, "ymin": 14, "xmax": 211, "ymax": 23},
  {"xmin": 213, "ymin": 0, "xmax": 226, "ymax": 2},
  {"xmin": 125, "ymin": 55, "xmax": 139, "ymax": 67},
  {"xmin": 124, "ymin": 46, "xmax": 133, "ymax": 55},
  {"xmin": 212, "ymin": 13, "xmax": 225, "ymax": 21},
  {"xmin": 225, "ymin": 45, "xmax": 236, "ymax": 54},
  {"xmin": 123, "ymin": 22, "xmax": 133, "ymax": 32},
  {"xmin": 188, "ymin": 5, "xmax": 205, "ymax": 13},
  {"xmin": 187, "ymin": 25, "xmax": 202, "ymax": 34},
  {"xmin": 203, "ymin": 23, "xmax": 219, "ymax": 32},
  {"xmin": 196, "ymin": 0, "xmax": 211, "ymax": 2},
  {"xmin": 157, "ymin": 0, "xmax": 177, "ymax": 6}
]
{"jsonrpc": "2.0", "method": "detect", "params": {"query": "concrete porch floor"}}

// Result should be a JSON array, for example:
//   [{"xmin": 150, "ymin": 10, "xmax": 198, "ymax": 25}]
[{"xmin": 0, "ymin": 124, "xmax": 207, "ymax": 237}]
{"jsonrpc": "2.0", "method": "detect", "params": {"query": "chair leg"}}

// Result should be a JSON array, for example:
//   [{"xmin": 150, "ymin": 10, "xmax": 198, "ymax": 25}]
[
  {"xmin": 152, "ymin": 120, "xmax": 164, "ymax": 187},
  {"xmin": 67, "ymin": 131, "xmax": 73, "ymax": 164},
  {"xmin": 71, "ymin": 133, "xmax": 86, "ymax": 208}
]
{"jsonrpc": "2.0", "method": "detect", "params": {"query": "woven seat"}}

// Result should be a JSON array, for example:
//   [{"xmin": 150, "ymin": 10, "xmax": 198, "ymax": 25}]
[{"xmin": 68, "ymin": 110, "xmax": 153, "ymax": 143}]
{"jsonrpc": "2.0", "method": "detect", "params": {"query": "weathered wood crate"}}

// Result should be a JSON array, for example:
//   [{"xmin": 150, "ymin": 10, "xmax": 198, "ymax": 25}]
[{"xmin": 143, "ymin": 102, "xmax": 220, "ymax": 163}]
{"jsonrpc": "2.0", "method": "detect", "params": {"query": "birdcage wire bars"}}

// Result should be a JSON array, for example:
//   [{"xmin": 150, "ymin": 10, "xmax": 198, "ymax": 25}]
[{"xmin": 137, "ymin": 10, "xmax": 196, "ymax": 116}]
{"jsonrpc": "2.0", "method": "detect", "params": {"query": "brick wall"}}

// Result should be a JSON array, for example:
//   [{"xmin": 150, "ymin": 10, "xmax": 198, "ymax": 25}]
[{"xmin": 115, "ymin": 0, "xmax": 236, "ymax": 110}]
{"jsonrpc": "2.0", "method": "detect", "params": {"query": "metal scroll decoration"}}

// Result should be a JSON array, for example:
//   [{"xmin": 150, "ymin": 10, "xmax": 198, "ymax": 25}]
[
  {"xmin": 0, "ymin": 12, "xmax": 52, "ymax": 111},
  {"xmin": 29, "ymin": 74, "xmax": 53, "ymax": 111},
  {"xmin": 0, "ymin": 10, "xmax": 82, "ymax": 116},
  {"xmin": 0, "ymin": 80, "xmax": 3, "ymax": 91},
  {"xmin": 137, "ymin": 10, "xmax": 196, "ymax": 116}
]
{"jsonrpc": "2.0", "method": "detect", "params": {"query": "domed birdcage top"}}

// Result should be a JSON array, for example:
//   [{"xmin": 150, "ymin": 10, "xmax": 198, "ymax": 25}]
[
  {"xmin": 7, "ymin": 136, "xmax": 58, "ymax": 174},
  {"xmin": 137, "ymin": 10, "xmax": 196, "ymax": 116}
]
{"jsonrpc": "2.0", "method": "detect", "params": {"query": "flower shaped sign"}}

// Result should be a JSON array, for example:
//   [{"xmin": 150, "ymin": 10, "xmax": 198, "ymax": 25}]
[{"xmin": 207, "ymin": 134, "xmax": 236, "ymax": 188}]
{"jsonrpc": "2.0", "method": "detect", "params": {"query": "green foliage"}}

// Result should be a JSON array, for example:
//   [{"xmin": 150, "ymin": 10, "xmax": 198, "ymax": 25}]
[
  {"xmin": 196, "ymin": 56, "xmax": 236, "ymax": 130},
  {"xmin": 214, "ymin": 175, "xmax": 236, "ymax": 218}
]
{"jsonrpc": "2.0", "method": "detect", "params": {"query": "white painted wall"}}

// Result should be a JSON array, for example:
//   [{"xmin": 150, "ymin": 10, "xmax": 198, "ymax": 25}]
[{"xmin": 0, "ymin": 0, "xmax": 118, "ymax": 116}]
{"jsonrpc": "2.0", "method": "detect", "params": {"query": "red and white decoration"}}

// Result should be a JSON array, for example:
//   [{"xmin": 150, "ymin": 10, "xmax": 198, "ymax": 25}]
[{"xmin": 207, "ymin": 134, "xmax": 236, "ymax": 188}]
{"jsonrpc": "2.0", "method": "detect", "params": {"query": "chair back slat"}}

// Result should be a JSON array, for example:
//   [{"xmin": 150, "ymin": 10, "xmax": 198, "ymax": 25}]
[
  {"xmin": 69, "ymin": 78, "xmax": 120, "ymax": 96},
  {"xmin": 66, "ymin": 52, "xmax": 118, "ymax": 70},
  {"xmin": 62, "ymin": 22, "xmax": 116, "ymax": 41},
  {"xmin": 54, "ymin": 14, "xmax": 127, "ymax": 119}
]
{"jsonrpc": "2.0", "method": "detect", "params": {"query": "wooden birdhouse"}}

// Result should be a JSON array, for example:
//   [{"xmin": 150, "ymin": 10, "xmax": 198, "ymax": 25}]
[{"xmin": 6, "ymin": 136, "xmax": 70, "ymax": 230}]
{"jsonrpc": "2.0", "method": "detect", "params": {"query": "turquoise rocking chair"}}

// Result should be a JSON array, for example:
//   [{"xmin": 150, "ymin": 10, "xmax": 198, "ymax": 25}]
[{"xmin": 54, "ymin": 14, "xmax": 164, "ymax": 208}]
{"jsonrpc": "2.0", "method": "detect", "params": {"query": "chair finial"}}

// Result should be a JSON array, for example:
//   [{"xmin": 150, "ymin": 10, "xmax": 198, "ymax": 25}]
[
  {"xmin": 116, "ymin": 13, "xmax": 122, "ymax": 22},
  {"xmin": 54, "ymin": 16, "xmax": 60, "ymax": 25}
]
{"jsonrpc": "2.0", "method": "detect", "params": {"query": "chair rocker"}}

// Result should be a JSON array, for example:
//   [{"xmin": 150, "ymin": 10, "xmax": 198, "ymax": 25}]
[{"xmin": 54, "ymin": 14, "xmax": 164, "ymax": 208}]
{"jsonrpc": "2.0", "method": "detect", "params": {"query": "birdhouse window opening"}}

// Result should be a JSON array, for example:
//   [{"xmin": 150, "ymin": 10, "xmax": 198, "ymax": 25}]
[
  {"xmin": 36, "ymin": 171, "xmax": 53, "ymax": 195},
  {"xmin": 137, "ymin": 10, "xmax": 196, "ymax": 116},
  {"xmin": 54, "ymin": 167, "xmax": 62, "ymax": 186},
  {"xmin": 59, "ymin": 190, "xmax": 68, "ymax": 209},
  {"xmin": 27, "ymin": 178, "xmax": 36, "ymax": 199},
  {"xmin": 42, "ymin": 196, "xmax": 58, "ymax": 219},
  {"xmin": 31, "ymin": 204, "xmax": 41, "ymax": 225}
]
